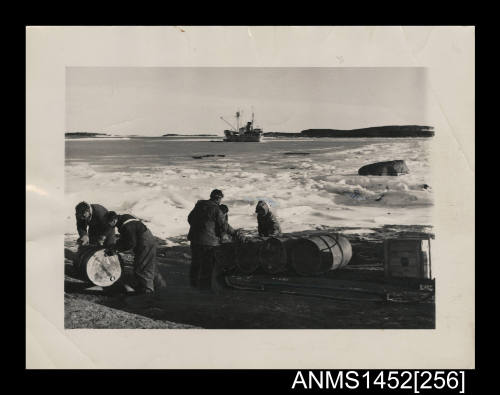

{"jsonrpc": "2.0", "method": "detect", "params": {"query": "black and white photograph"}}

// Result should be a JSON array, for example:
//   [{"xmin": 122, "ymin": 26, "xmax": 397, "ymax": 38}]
[
  {"xmin": 64, "ymin": 67, "xmax": 436, "ymax": 329},
  {"xmin": 26, "ymin": 26, "xmax": 474, "ymax": 369}
]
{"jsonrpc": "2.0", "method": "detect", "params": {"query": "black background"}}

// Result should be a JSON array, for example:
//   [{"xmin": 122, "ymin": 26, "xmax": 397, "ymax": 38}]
[{"xmin": 20, "ymin": 20, "xmax": 482, "ymax": 392}]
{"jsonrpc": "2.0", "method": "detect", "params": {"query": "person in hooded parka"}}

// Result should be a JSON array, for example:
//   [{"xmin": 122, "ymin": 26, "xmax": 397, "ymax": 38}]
[{"xmin": 255, "ymin": 200, "xmax": 281, "ymax": 237}]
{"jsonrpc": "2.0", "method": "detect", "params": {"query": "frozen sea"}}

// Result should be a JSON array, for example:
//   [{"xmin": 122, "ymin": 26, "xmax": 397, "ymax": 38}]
[{"xmin": 65, "ymin": 136, "xmax": 433, "ymax": 244}]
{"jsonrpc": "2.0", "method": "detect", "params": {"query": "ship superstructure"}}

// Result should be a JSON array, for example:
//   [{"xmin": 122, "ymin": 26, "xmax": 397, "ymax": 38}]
[{"xmin": 221, "ymin": 110, "xmax": 263, "ymax": 142}]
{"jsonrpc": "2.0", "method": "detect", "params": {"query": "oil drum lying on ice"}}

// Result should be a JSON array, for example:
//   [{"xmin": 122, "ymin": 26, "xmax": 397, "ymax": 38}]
[
  {"xmin": 74, "ymin": 245, "xmax": 122, "ymax": 287},
  {"xmin": 290, "ymin": 234, "xmax": 352, "ymax": 276},
  {"xmin": 260, "ymin": 236, "xmax": 298, "ymax": 274},
  {"xmin": 235, "ymin": 237, "xmax": 266, "ymax": 275}
]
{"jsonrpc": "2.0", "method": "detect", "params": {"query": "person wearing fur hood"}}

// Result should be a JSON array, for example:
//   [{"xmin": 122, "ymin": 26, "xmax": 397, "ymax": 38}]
[{"xmin": 255, "ymin": 200, "xmax": 281, "ymax": 237}]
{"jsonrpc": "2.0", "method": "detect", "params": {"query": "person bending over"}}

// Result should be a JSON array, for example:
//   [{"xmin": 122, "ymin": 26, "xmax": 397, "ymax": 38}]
[
  {"xmin": 218, "ymin": 204, "xmax": 236, "ymax": 243},
  {"xmin": 105, "ymin": 211, "xmax": 158, "ymax": 294},
  {"xmin": 75, "ymin": 201, "xmax": 115, "ymax": 247}
]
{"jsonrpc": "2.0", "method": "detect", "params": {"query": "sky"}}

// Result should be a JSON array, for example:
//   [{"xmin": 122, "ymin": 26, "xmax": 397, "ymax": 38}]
[{"xmin": 66, "ymin": 67, "xmax": 429, "ymax": 136}]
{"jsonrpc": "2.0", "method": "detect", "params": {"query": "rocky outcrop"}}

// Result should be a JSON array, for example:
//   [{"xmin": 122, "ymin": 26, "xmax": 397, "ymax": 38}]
[
  {"xmin": 301, "ymin": 125, "xmax": 434, "ymax": 138},
  {"xmin": 358, "ymin": 160, "xmax": 410, "ymax": 176}
]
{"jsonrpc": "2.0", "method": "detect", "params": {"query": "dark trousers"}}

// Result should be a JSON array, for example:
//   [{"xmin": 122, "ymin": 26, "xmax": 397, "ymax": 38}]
[
  {"xmin": 133, "ymin": 230, "xmax": 157, "ymax": 292},
  {"xmin": 190, "ymin": 244, "xmax": 217, "ymax": 290}
]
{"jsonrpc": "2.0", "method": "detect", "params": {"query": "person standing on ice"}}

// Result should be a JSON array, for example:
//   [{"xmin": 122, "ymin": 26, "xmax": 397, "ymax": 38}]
[
  {"xmin": 187, "ymin": 189, "xmax": 242, "ymax": 290},
  {"xmin": 104, "ymin": 211, "xmax": 158, "ymax": 295},
  {"xmin": 75, "ymin": 201, "xmax": 115, "ymax": 247},
  {"xmin": 255, "ymin": 200, "xmax": 281, "ymax": 237}
]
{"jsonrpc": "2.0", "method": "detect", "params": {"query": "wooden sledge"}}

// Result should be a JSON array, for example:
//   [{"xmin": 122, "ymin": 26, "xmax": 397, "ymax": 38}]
[{"xmin": 224, "ymin": 274, "xmax": 434, "ymax": 303}]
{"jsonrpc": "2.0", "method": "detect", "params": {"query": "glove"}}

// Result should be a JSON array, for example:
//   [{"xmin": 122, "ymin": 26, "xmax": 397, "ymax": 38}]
[
  {"xmin": 77, "ymin": 235, "xmax": 89, "ymax": 246},
  {"xmin": 104, "ymin": 248, "xmax": 116, "ymax": 257}
]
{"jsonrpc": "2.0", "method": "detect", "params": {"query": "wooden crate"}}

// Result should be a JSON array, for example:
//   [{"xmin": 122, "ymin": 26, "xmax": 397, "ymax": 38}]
[{"xmin": 383, "ymin": 238, "xmax": 432, "ymax": 279}]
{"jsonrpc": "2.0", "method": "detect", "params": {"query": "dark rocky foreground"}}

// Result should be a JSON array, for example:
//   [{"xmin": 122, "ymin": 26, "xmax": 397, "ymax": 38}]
[{"xmin": 64, "ymin": 225, "xmax": 435, "ymax": 329}]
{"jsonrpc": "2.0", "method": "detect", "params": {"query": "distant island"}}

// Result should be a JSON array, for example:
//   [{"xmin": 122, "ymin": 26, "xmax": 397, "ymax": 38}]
[
  {"xmin": 66, "ymin": 132, "xmax": 220, "ymax": 138},
  {"xmin": 264, "ymin": 125, "xmax": 434, "ymax": 138},
  {"xmin": 65, "ymin": 132, "xmax": 109, "ymax": 138},
  {"xmin": 66, "ymin": 126, "xmax": 434, "ymax": 139},
  {"xmin": 162, "ymin": 134, "xmax": 218, "ymax": 137}
]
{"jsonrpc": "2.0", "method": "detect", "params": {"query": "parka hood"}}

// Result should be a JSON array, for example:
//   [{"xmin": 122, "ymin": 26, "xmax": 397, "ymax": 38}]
[{"xmin": 255, "ymin": 200, "xmax": 270, "ymax": 216}]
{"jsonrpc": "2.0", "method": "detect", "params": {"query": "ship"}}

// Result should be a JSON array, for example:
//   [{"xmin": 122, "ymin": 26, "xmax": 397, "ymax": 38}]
[{"xmin": 221, "ymin": 110, "xmax": 263, "ymax": 142}]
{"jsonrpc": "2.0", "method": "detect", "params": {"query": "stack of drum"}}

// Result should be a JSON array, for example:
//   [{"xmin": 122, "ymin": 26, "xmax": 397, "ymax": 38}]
[
  {"xmin": 234, "ymin": 237, "xmax": 267, "ymax": 274},
  {"xmin": 290, "ymin": 234, "xmax": 352, "ymax": 276},
  {"xmin": 221, "ymin": 233, "xmax": 352, "ymax": 276},
  {"xmin": 260, "ymin": 236, "xmax": 298, "ymax": 274}
]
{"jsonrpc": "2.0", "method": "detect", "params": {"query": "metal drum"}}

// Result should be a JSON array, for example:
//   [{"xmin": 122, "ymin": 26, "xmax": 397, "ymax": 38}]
[
  {"xmin": 260, "ymin": 236, "xmax": 297, "ymax": 274},
  {"xmin": 235, "ymin": 237, "xmax": 266, "ymax": 275},
  {"xmin": 215, "ymin": 242, "xmax": 238, "ymax": 273},
  {"xmin": 290, "ymin": 234, "xmax": 352, "ymax": 276},
  {"xmin": 75, "ymin": 246, "xmax": 122, "ymax": 287}
]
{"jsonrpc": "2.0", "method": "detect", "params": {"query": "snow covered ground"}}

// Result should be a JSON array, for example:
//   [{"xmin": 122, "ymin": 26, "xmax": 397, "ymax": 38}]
[{"xmin": 64, "ymin": 137, "xmax": 433, "ymax": 244}]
